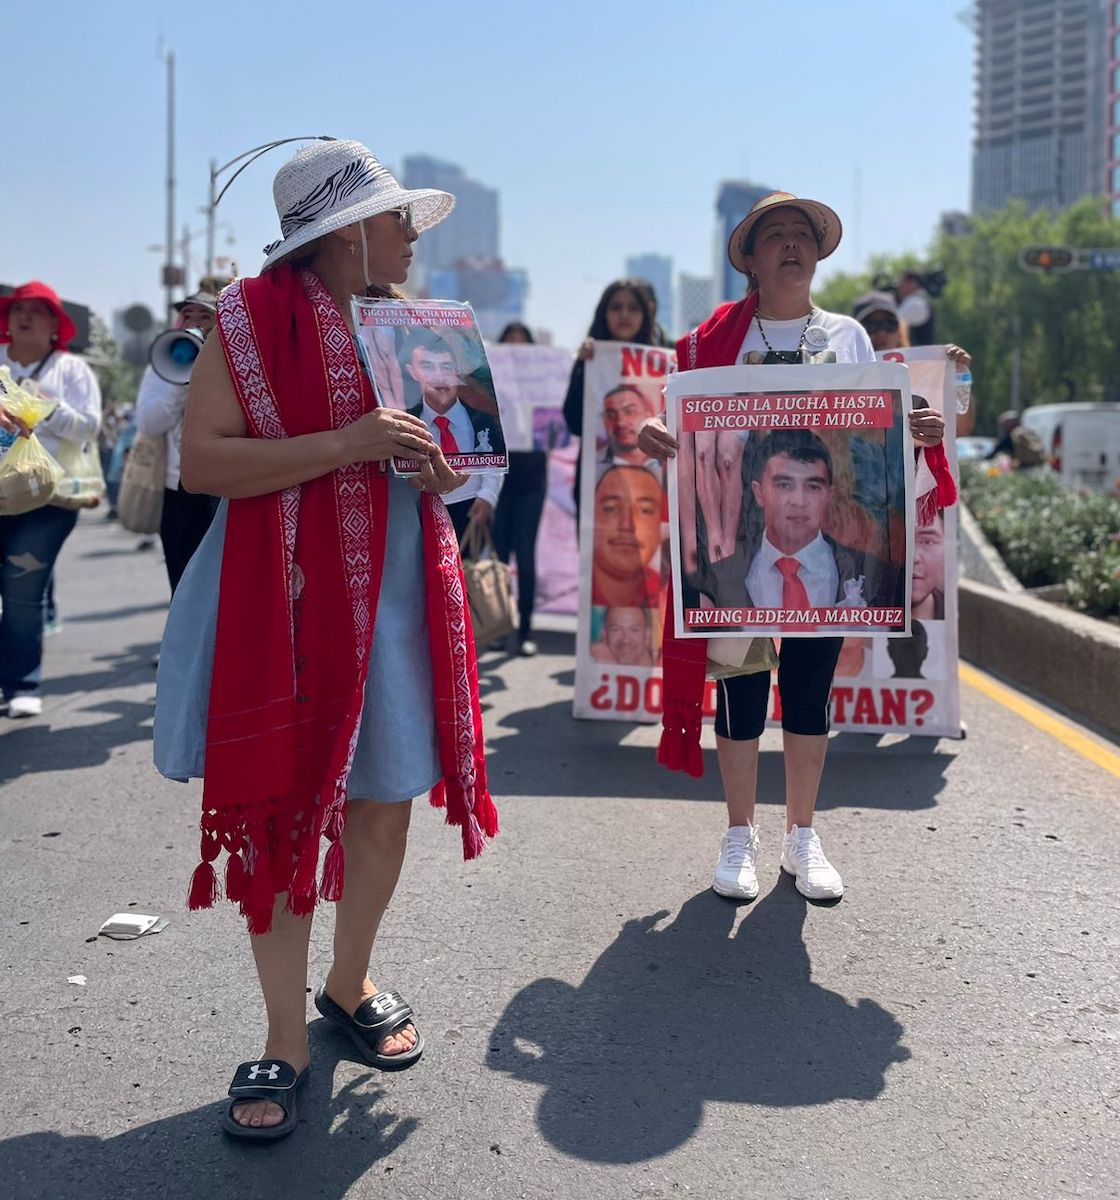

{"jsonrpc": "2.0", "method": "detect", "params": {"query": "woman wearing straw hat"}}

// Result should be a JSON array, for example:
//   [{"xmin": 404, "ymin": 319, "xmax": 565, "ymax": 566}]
[
  {"xmin": 0, "ymin": 281, "xmax": 102, "ymax": 719},
  {"xmin": 639, "ymin": 192, "xmax": 949, "ymax": 906},
  {"xmin": 155, "ymin": 139, "xmax": 498, "ymax": 1140}
]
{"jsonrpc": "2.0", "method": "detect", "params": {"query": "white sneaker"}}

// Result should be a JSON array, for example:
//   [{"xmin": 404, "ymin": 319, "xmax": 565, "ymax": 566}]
[
  {"xmin": 781, "ymin": 825, "xmax": 843, "ymax": 900},
  {"xmin": 712, "ymin": 825, "xmax": 760, "ymax": 900},
  {"xmin": 7, "ymin": 694, "xmax": 43, "ymax": 719}
]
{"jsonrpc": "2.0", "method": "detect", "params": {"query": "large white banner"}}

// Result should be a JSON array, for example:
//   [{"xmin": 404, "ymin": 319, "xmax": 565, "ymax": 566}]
[
  {"xmin": 574, "ymin": 341, "xmax": 676, "ymax": 721},
  {"xmin": 486, "ymin": 343, "xmax": 574, "ymax": 454},
  {"xmin": 486, "ymin": 342, "xmax": 579, "ymax": 614}
]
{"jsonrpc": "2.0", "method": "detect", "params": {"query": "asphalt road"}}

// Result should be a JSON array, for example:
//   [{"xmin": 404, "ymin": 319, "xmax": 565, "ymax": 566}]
[{"xmin": 1, "ymin": 513, "xmax": 1117, "ymax": 1200}]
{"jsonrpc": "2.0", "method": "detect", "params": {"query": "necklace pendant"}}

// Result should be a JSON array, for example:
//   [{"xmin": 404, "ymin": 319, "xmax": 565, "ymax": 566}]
[{"xmin": 803, "ymin": 324, "xmax": 830, "ymax": 352}]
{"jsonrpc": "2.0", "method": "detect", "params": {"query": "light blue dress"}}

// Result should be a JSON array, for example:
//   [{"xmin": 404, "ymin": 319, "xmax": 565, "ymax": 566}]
[{"xmin": 154, "ymin": 477, "xmax": 440, "ymax": 802}]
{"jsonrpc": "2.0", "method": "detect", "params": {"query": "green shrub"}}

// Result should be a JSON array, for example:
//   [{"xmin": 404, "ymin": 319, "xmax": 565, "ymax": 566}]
[
  {"xmin": 1066, "ymin": 546, "xmax": 1120, "ymax": 621},
  {"xmin": 960, "ymin": 464, "xmax": 1120, "ymax": 617}
]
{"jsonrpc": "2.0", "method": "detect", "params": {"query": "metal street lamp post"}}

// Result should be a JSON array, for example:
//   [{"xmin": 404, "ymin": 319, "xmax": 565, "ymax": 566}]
[{"xmin": 204, "ymin": 136, "xmax": 334, "ymax": 275}]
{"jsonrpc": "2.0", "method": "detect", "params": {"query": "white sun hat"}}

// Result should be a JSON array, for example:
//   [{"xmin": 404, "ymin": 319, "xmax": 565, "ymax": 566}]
[{"xmin": 260, "ymin": 138, "xmax": 455, "ymax": 271}]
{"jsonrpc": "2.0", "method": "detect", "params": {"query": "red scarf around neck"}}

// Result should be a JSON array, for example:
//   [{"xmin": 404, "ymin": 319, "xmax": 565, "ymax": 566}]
[
  {"xmin": 188, "ymin": 266, "xmax": 497, "ymax": 933},
  {"xmin": 656, "ymin": 293, "xmax": 956, "ymax": 778}
]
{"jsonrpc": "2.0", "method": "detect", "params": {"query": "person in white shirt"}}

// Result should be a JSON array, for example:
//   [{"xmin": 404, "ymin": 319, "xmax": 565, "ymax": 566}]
[
  {"xmin": 638, "ymin": 192, "xmax": 946, "ymax": 904},
  {"xmin": 403, "ymin": 331, "xmax": 503, "ymax": 540},
  {"xmin": 895, "ymin": 271, "xmax": 935, "ymax": 345},
  {"xmin": 134, "ymin": 290, "xmax": 220, "ymax": 592},
  {"xmin": 0, "ymin": 281, "xmax": 102, "ymax": 719}
]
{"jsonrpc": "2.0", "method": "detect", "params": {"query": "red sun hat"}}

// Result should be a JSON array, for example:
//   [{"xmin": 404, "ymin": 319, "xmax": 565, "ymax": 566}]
[{"xmin": 0, "ymin": 281, "xmax": 78, "ymax": 349}]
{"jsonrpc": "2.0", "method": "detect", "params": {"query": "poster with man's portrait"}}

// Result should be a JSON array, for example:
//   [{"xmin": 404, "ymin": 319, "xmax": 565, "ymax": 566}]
[
  {"xmin": 351, "ymin": 298, "xmax": 508, "ymax": 476},
  {"xmin": 574, "ymin": 341, "xmax": 676, "ymax": 722},
  {"xmin": 821, "ymin": 348, "xmax": 962, "ymax": 737},
  {"xmin": 667, "ymin": 362, "xmax": 915, "ymax": 639}
]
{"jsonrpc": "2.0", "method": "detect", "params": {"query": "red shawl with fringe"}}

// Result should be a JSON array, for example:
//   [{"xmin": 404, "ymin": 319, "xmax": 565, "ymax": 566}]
[
  {"xmin": 656, "ymin": 294, "xmax": 957, "ymax": 779},
  {"xmin": 188, "ymin": 266, "xmax": 497, "ymax": 934}
]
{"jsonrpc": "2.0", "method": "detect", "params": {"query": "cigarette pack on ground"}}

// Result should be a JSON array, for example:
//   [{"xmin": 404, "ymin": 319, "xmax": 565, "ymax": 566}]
[{"xmin": 98, "ymin": 913, "xmax": 169, "ymax": 940}]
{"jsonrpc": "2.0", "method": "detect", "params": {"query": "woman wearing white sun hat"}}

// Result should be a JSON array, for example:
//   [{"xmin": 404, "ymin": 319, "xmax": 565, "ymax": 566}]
[{"xmin": 154, "ymin": 138, "xmax": 498, "ymax": 1140}]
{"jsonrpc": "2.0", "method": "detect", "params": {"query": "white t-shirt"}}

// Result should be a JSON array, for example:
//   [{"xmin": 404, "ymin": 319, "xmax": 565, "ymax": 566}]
[
  {"xmin": 0, "ymin": 345, "xmax": 102, "ymax": 460},
  {"xmin": 134, "ymin": 365, "xmax": 187, "ymax": 489},
  {"xmin": 737, "ymin": 308, "xmax": 875, "ymax": 365},
  {"xmin": 897, "ymin": 292, "xmax": 932, "ymax": 330}
]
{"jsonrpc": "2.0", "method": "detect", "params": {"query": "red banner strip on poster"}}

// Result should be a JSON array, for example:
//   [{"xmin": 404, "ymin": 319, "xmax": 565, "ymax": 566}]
[{"xmin": 679, "ymin": 390, "xmax": 896, "ymax": 433}]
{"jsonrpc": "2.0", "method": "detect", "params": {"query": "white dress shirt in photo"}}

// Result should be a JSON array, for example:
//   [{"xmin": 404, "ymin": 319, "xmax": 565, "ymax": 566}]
[
  {"xmin": 746, "ymin": 532, "xmax": 840, "ymax": 608},
  {"xmin": 421, "ymin": 398, "xmax": 502, "ymax": 508}
]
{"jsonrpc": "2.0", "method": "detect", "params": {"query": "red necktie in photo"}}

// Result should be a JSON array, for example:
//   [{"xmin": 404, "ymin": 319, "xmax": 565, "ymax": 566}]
[
  {"xmin": 776, "ymin": 557, "xmax": 810, "ymax": 609},
  {"xmin": 434, "ymin": 415, "xmax": 460, "ymax": 455}
]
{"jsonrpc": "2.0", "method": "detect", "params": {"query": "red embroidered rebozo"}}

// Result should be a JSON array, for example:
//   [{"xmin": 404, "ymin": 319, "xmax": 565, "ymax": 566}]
[{"xmin": 187, "ymin": 266, "xmax": 497, "ymax": 933}]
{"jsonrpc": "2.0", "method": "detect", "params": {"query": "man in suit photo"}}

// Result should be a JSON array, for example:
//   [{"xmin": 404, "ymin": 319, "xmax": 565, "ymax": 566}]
[
  {"xmin": 704, "ymin": 429, "xmax": 900, "ymax": 613},
  {"xmin": 402, "ymin": 328, "xmax": 506, "ymax": 538}
]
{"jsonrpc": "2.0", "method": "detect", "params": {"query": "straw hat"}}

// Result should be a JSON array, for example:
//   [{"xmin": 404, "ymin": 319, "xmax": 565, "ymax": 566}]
[
  {"xmin": 260, "ymin": 139, "xmax": 455, "ymax": 271},
  {"xmin": 728, "ymin": 191, "xmax": 842, "ymax": 275}
]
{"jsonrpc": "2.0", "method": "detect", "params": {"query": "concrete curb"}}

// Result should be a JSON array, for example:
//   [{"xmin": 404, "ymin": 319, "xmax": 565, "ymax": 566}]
[
  {"xmin": 958, "ymin": 501, "xmax": 1023, "ymax": 593},
  {"xmin": 959, "ymin": 578, "xmax": 1120, "ymax": 738}
]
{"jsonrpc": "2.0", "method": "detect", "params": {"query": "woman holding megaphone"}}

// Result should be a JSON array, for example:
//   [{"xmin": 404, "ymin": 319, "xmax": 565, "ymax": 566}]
[{"xmin": 135, "ymin": 289, "xmax": 220, "ymax": 592}]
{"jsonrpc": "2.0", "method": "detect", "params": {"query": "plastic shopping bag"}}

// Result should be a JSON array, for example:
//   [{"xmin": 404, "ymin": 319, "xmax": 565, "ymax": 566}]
[
  {"xmin": 50, "ymin": 438, "xmax": 106, "ymax": 510},
  {"xmin": 0, "ymin": 433, "xmax": 65, "ymax": 515}
]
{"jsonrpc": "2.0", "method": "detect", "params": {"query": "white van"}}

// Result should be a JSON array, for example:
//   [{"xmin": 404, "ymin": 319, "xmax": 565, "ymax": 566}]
[{"xmin": 1020, "ymin": 402, "xmax": 1120, "ymax": 493}]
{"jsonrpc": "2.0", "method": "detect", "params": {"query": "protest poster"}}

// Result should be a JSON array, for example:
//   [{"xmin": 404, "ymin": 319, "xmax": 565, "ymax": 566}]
[
  {"xmin": 487, "ymin": 341, "xmax": 579, "ymax": 614},
  {"xmin": 351, "ymin": 297, "xmax": 508, "ymax": 476},
  {"xmin": 667, "ymin": 361, "xmax": 914, "ymax": 639},
  {"xmin": 486, "ymin": 342, "xmax": 574, "ymax": 453},
  {"xmin": 537, "ymin": 439, "xmax": 580, "ymax": 614},
  {"xmin": 573, "ymin": 340, "xmax": 676, "ymax": 721},
  {"xmin": 821, "ymin": 347, "xmax": 962, "ymax": 737}
]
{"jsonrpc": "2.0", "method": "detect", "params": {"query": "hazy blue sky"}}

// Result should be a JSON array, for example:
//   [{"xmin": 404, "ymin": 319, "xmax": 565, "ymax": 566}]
[{"xmin": 4, "ymin": 1, "xmax": 973, "ymax": 348}]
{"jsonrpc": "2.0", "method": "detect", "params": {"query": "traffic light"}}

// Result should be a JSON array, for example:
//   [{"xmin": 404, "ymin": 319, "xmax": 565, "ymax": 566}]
[{"xmin": 1020, "ymin": 246, "xmax": 1076, "ymax": 273}]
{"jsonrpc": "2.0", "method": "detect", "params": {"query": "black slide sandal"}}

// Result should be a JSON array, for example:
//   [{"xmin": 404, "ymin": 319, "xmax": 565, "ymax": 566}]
[
  {"xmin": 223, "ymin": 1059, "xmax": 309, "ymax": 1141},
  {"xmin": 314, "ymin": 987, "xmax": 425, "ymax": 1071}
]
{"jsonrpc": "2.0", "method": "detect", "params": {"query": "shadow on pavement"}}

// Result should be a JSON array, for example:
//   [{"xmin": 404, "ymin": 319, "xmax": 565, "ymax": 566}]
[
  {"xmin": 0, "ymin": 640, "xmax": 164, "ymax": 783},
  {"xmin": 66, "ymin": 601, "xmax": 169, "ymax": 624},
  {"xmin": 489, "ymin": 883, "xmax": 910, "ymax": 1164},
  {"xmin": 38, "ymin": 641, "xmax": 161, "ymax": 701},
  {"xmin": 0, "ymin": 1024, "xmax": 418, "ymax": 1200},
  {"xmin": 488, "ymin": 702, "xmax": 953, "ymax": 810},
  {"xmin": 0, "ymin": 697, "xmax": 157, "ymax": 785}
]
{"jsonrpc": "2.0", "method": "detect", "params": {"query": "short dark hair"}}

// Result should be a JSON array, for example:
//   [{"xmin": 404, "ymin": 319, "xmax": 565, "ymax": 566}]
[
  {"xmin": 498, "ymin": 320, "xmax": 534, "ymax": 344},
  {"xmin": 401, "ymin": 327, "xmax": 457, "ymax": 364},
  {"xmin": 603, "ymin": 384, "xmax": 647, "ymax": 406},
  {"xmin": 756, "ymin": 429, "xmax": 833, "ymax": 485}
]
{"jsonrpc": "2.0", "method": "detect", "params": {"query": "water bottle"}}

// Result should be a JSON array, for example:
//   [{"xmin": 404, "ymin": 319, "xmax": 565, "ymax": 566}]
[{"xmin": 955, "ymin": 369, "xmax": 972, "ymax": 415}]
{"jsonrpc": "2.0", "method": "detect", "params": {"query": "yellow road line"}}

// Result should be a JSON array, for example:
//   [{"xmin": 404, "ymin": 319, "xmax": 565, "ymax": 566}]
[{"xmin": 959, "ymin": 662, "xmax": 1120, "ymax": 779}]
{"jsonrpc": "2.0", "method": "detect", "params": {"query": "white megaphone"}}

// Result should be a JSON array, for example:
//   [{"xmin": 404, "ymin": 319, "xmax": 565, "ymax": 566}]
[{"xmin": 149, "ymin": 327, "xmax": 206, "ymax": 385}]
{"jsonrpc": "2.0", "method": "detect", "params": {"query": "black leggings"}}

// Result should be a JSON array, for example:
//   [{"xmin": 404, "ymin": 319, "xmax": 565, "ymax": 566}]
[
  {"xmin": 715, "ymin": 637, "xmax": 843, "ymax": 741},
  {"xmin": 160, "ymin": 486, "xmax": 219, "ymax": 595}
]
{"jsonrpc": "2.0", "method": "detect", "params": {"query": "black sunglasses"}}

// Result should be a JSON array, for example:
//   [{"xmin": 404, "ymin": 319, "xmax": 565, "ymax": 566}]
[{"xmin": 861, "ymin": 316, "xmax": 899, "ymax": 333}]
